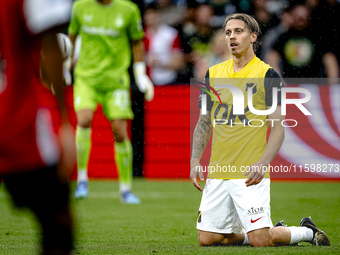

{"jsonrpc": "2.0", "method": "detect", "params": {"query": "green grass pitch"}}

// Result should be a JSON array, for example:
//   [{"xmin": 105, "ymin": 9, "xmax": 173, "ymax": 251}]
[{"xmin": 0, "ymin": 180, "xmax": 339, "ymax": 254}]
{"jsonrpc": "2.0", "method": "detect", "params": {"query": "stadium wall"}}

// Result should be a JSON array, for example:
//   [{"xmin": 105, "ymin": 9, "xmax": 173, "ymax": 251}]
[{"xmin": 37, "ymin": 84, "xmax": 340, "ymax": 180}]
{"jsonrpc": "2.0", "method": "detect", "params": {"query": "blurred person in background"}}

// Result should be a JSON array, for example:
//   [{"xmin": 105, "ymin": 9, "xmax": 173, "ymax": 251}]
[
  {"xmin": 265, "ymin": 4, "xmax": 339, "ymax": 78},
  {"xmin": 70, "ymin": 0, "xmax": 148, "ymax": 179},
  {"xmin": 260, "ymin": 9, "xmax": 293, "ymax": 60},
  {"xmin": 209, "ymin": 0, "xmax": 237, "ymax": 28},
  {"xmin": 250, "ymin": 0, "xmax": 280, "ymax": 58},
  {"xmin": 69, "ymin": 0, "xmax": 154, "ymax": 203},
  {"xmin": 144, "ymin": 3, "xmax": 184, "ymax": 85},
  {"xmin": 208, "ymin": 29, "xmax": 232, "ymax": 65},
  {"xmin": 157, "ymin": 0, "xmax": 186, "ymax": 27},
  {"xmin": 194, "ymin": 28, "xmax": 232, "ymax": 78},
  {"xmin": 176, "ymin": 0, "xmax": 199, "ymax": 84},
  {"xmin": 0, "ymin": 0, "xmax": 75, "ymax": 254},
  {"xmin": 191, "ymin": 4, "xmax": 215, "ymax": 57},
  {"xmin": 307, "ymin": 0, "xmax": 340, "ymax": 70},
  {"xmin": 251, "ymin": 0, "xmax": 281, "ymax": 33},
  {"xmin": 189, "ymin": 4, "xmax": 215, "ymax": 78}
]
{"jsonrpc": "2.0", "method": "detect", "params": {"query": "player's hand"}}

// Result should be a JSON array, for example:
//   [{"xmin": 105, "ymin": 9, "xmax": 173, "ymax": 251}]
[
  {"xmin": 244, "ymin": 161, "xmax": 267, "ymax": 187},
  {"xmin": 63, "ymin": 57, "xmax": 72, "ymax": 86},
  {"xmin": 136, "ymin": 74, "xmax": 154, "ymax": 101},
  {"xmin": 146, "ymin": 54, "xmax": 157, "ymax": 67},
  {"xmin": 58, "ymin": 122, "xmax": 76, "ymax": 183},
  {"xmin": 56, "ymin": 33, "xmax": 73, "ymax": 86},
  {"xmin": 133, "ymin": 62, "xmax": 154, "ymax": 101},
  {"xmin": 190, "ymin": 159, "xmax": 204, "ymax": 191}
]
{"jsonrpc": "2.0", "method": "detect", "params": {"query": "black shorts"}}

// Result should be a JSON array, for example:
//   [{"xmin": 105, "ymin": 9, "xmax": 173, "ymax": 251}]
[
  {"xmin": 1, "ymin": 165, "xmax": 73, "ymax": 252},
  {"xmin": 1, "ymin": 165, "xmax": 69, "ymax": 210}
]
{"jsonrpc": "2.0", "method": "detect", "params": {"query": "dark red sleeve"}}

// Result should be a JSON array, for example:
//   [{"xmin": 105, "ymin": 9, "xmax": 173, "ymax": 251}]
[
  {"xmin": 143, "ymin": 35, "xmax": 150, "ymax": 52},
  {"xmin": 172, "ymin": 33, "xmax": 182, "ymax": 50}
]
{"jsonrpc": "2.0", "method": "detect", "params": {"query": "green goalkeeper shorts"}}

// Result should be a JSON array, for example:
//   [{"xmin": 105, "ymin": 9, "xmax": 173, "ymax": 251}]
[{"xmin": 73, "ymin": 78, "xmax": 134, "ymax": 120}]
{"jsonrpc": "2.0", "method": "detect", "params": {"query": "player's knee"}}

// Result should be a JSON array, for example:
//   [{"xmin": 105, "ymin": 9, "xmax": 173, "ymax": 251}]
[
  {"xmin": 111, "ymin": 120, "xmax": 128, "ymax": 142},
  {"xmin": 249, "ymin": 236, "xmax": 275, "ymax": 247},
  {"xmin": 77, "ymin": 110, "xmax": 93, "ymax": 128},
  {"xmin": 112, "ymin": 130, "xmax": 126, "ymax": 142},
  {"xmin": 77, "ymin": 118, "xmax": 92, "ymax": 128},
  {"xmin": 198, "ymin": 235, "xmax": 214, "ymax": 246},
  {"xmin": 198, "ymin": 231, "xmax": 223, "ymax": 246}
]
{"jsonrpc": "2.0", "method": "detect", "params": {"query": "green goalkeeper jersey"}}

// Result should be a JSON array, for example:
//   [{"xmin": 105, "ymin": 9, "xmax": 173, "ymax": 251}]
[{"xmin": 68, "ymin": 0, "xmax": 143, "ymax": 89}]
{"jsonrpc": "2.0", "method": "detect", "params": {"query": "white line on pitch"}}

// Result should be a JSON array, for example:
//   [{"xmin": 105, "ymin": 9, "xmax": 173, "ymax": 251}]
[{"xmin": 81, "ymin": 191, "xmax": 198, "ymax": 199}]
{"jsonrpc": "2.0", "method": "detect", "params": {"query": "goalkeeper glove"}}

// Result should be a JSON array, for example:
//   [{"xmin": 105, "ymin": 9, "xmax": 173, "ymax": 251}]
[
  {"xmin": 133, "ymin": 62, "xmax": 154, "ymax": 101},
  {"xmin": 63, "ymin": 56, "xmax": 72, "ymax": 86}
]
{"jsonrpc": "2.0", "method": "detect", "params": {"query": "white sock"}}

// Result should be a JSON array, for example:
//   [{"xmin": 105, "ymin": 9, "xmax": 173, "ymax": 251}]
[
  {"xmin": 242, "ymin": 229, "xmax": 249, "ymax": 245},
  {"xmin": 77, "ymin": 170, "xmax": 88, "ymax": 183},
  {"xmin": 119, "ymin": 182, "xmax": 131, "ymax": 193},
  {"xmin": 288, "ymin": 226, "xmax": 314, "ymax": 244}
]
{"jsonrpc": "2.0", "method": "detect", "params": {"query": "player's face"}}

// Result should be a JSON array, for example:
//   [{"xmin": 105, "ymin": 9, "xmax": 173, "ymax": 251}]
[
  {"xmin": 144, "ymin": 9, "xmax": 160, "ymax": 27},
  {"xmin": 225, "ymin": 19, "xmax": 256, "ymax": 57}
]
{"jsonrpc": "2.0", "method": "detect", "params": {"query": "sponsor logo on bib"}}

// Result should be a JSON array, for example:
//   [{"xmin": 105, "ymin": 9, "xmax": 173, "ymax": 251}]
[{"xmin": 84, "ymin": 14, "xmax": 93, "ymax": 22}]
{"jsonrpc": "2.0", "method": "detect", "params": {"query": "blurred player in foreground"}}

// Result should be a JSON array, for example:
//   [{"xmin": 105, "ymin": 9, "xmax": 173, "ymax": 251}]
[
  {"xmin": 190, "ymin": 13, "xmax": 330, "ymax": 247},
  {"xmin": 69, "ymin": 0, "xmax": 154, "ymax": 203},
  {"xmin": 0, "ymin": 0, "xmax": 75, "ymax": 254}
]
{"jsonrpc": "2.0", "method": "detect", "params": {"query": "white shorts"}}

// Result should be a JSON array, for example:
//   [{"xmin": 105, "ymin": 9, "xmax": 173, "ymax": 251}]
[{"xmin": 196, "ymin": 178, "xmax": 273, "ymax": 234}]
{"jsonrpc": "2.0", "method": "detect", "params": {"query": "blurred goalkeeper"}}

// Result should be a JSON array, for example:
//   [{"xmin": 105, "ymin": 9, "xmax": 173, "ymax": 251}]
[{"xmin": 69, "ymin": 0, "xmax": 154, "ymax": 203}]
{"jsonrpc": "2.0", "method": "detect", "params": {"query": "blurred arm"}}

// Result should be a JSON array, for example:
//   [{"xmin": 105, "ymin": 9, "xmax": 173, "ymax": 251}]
[
  {"xmin": 265, "ymin": 50, "xmax": 282, "ymax": 76},
  {"xmin": 171, "ymin": 51, "xmax": 184, "ymax": 71},
  {"xmin": 25, "ymin": 0, "xmax": 75, "ymax": 178},
  {"xmin": 41, "ymin": 31, "xmax": 67, "ymax": 121},
  {"xmin": 156, "ymin": 50, "xmax": 184, "ymax": 71},
  {"xmin": 41, "ymin": 30, "xmax": 76, "ymax": 177},
  {"xmin": 322, "ymin": 52, "xmax": 339, "ymax": 79},
  {"xmin": 132, "ymin": 39, "xmax": 144, "ymax": 62}
]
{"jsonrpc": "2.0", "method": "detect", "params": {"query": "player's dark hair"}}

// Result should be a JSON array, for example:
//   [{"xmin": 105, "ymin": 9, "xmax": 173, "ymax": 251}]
[
  {"xmin": 144, "ymin": 2, "xmax": 160, "ymax": 12},
  {"xmin": 223, "ymin": 13, "xmax": 262, "ymax": 52},
  {"xmin": 187, "ymin": 0, "xmax": 199, "ymax": 9}
]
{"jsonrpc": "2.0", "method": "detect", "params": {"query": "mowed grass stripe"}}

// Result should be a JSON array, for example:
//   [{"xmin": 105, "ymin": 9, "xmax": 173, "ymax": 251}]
[{"xmin": 0, "ymin": 180, "xmax": 339, "ymax": 254}]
